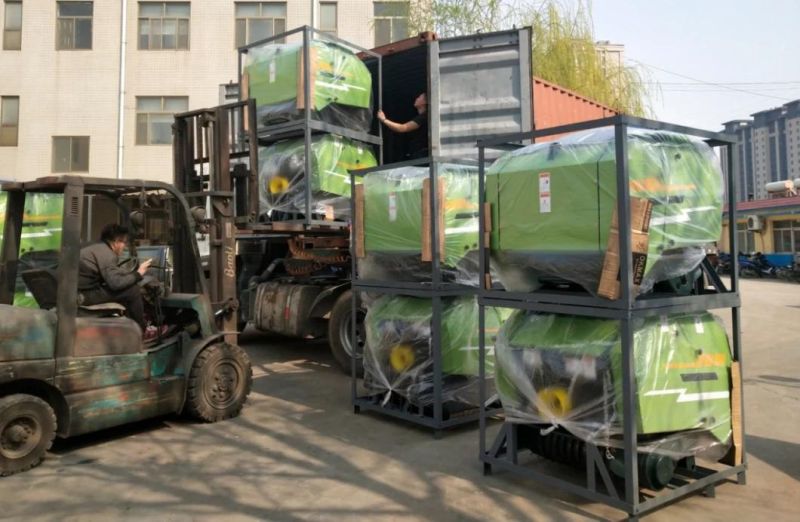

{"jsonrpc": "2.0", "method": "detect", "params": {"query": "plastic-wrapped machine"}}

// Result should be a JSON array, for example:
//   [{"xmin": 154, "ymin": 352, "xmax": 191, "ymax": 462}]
[
  {"xmin": 242, "ymin": 38, "xmax": 373, "ymax": 132},
  {"xmin": 486, "ymin": 128, "xmax": 724, "ymax": 296},
  {"xmin": 259, "ymin": 134, "xmax": 377, "ymax": 220},
  {"xmin": 495, "ymin": 310, "xmax": 733, "ymax": 481},
  {"xmin": 357, "ymin": 163, "xmax": 480, "ymax": 285},
  {"xmin": 363, "ymin": 295, "xmax": 508, "ymax": 408},
  {"xmin": 0, "ymin": 192, "xmax": 63, "ymax": 307}
]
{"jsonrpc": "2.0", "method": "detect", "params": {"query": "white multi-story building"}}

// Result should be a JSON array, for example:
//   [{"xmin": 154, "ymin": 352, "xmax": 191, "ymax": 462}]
[
  {"xmin": 0, "ymin": 1, "xmax": 412, "ymax": 183},
  {"xmin": 722, "ymin": 100, "xmax": 800, "ymax": 201}
]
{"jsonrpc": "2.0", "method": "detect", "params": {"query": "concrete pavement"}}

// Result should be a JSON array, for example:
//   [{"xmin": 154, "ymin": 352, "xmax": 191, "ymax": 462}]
[{"xmin": 0, "ymin": 278, "xmax": 798, "ymax": 521}]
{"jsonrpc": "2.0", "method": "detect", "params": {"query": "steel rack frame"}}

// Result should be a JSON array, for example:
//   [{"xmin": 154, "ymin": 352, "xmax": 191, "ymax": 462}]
[
  {"xmin": 349, "ymin": 157, "xmax": 499, "ymax": 436},
  {"xmin": 475, "ymin": 115, "xmax": 746, "ymax": 520},
  {"xmin": 237, "ymin": 26, "xmax": 383, "ymax": 227}
]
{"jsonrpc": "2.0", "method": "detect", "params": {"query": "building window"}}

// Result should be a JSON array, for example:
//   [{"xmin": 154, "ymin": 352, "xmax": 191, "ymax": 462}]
[
  {"xmin": 235, "ymin": 2, "xmax": 286, "ymax": 47},
  {"xmin": 3, "ymin": 1, "xmax": 21, "ymax": 50},
  {"xmin": 138, "ymin": 2, "xmax": 190, "ymax": 50},
  {"xmin": 0, "ymin": 96, "xmax": 19, "ymax": 147},
  {"xmin": 136, "ymin": 96, "xmax": 188, "ymax": 145},
  {"xmin": 56, "ymin": 1, "xmax": 92, "ymax": 50},
  {"xmin": 319, "ymin": 2, "xmax": 337, "ymax": 36},
  {"xmin": 52, "ymin": 136, "xmax": 90, "ymax": 172},
  {"xmin": 735, "ymin": 222, "xmax": 755, "ymax": 254},
  {"xmin": 373, "ymin": 1, "xmax": 409, "ymax": 46},
  {"xmin": 772, "ymin": 219, "xmax": 800, "ymax": 253}
]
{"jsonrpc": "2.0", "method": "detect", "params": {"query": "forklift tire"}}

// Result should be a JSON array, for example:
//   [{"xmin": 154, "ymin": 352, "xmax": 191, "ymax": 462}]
[
  {"xmin": 0, "ymin": 394, "xmax": 56, "ymax": 477},
  {"xmin": 328, "ymin": 290, "xmax": 364, "ymax": 377},
  {"xmin": 186, "ymin": 343, "xmax": 253, "ymax": 422}
]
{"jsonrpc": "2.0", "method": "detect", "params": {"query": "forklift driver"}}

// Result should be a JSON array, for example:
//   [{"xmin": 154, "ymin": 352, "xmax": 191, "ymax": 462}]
[{"xmin": 78, "ymin": 224, "xmax": 151, "ymax": 331}]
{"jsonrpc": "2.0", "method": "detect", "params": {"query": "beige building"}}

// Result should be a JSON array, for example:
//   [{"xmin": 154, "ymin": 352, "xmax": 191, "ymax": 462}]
[{"xmin": 0, "ymin": 1, "xmax": 412, "ymax": 183}]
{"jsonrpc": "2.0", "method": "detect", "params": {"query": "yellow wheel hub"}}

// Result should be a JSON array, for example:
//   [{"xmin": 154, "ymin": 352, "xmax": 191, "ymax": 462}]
[
  {"xmin": 269, "ymin": 176, "xmax": 290, "ymax": 194},
  {"xmin": 537, "ymin": 386, "xmax": 572, "ymax": 418},
  {"xmin": 389, "ymin": 344, "xmax": 415, "ymax": 372}
]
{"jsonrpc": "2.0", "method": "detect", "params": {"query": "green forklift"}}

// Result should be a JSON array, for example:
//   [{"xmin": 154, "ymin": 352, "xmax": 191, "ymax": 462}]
[{"xmin": 0, "ymin": 176, "xmax": 252, "ymax": 476}]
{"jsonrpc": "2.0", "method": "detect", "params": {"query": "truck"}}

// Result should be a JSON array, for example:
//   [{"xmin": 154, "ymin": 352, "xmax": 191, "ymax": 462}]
[{"xmin": 172, "ymin": 26, "xmax": 533, "ymax": 373}]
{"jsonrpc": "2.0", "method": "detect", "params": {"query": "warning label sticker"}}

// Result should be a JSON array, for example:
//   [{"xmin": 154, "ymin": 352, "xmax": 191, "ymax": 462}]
[{"xmin": 539, "ymin": 172, "xmax": 551, "ymax": 213}]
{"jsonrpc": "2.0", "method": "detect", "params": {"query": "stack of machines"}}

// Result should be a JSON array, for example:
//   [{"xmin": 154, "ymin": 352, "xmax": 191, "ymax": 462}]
[
  {"xmin": 351, "ymin": 160, "xmax": 507, "ymax": 433},
  {"xmin": 239, "ymin": 26, "xmax": 382, "ymax": 225},
  {"xmin": 476, "ymin": 116, "xmax": 746, "ymax": 518}
]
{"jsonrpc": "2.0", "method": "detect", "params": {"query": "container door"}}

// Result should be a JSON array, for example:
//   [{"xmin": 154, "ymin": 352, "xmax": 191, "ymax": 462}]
[{"xmin": 428, "ymin": 28, "xmax": 532, "ymax": 161}]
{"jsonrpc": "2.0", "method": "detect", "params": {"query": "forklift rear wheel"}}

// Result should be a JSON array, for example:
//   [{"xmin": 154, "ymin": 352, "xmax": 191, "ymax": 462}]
[
  {"xmin": 328, "ymin": 290, "xmax": 365, "ymax": 377},
  {"xmin": 0, "ymin": 394, "xmax": 56, "ymax": 476},
  {"xmin": 186, "ymin": 343, "xmax": 253, "ymax": 422}
]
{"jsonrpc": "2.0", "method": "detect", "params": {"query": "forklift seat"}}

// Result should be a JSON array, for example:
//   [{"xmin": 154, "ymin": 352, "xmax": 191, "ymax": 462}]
[{"xmin": 21, "ymin": 268, "xmax": 126, "ymax": 318}]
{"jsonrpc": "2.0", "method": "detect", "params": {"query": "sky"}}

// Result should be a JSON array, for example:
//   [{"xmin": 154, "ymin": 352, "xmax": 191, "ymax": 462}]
[{"xmin": 588, "ymin": 0, "xmax": 800, "ymax": 131}]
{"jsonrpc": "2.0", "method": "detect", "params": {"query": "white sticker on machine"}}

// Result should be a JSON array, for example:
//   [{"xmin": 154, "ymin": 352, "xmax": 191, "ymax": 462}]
[
  {"xmin": 539, "ymin": 172, "xmax": 551, "ymax": 213},
  {"xmin": 388, "ymin": 192, "xmax": 397, "ymax": 222},
  {"xmin": 694, "ymin": 315, "xmax": 705, "ymax": 334},
  {"xmin": 269, "ymin": 61, "xmax": 276, "ymax": 83}
]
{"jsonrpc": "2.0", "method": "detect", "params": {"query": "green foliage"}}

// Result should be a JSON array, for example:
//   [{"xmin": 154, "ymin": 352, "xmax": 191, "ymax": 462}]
[{"xmin": 408, "ymin": 0, "xmax": 653, "ymax": 116}]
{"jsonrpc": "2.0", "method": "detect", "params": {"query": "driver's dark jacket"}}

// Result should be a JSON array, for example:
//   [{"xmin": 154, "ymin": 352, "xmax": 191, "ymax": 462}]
[{"xmin": 78, "ymin": 242, "xmax": 142, "ymax": 292}]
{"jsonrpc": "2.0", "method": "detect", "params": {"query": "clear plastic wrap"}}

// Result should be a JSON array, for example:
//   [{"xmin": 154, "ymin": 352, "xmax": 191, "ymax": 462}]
[
  {"xmin": 358, "ymin": 163, "xmax": 480, "ymax": 285},
  {"xmin": 258, "ymin": 134, "xmax": 377, "ymax": 220},
  {"xmin": 0, "ymin": 192, "xmax": 64, "ymax": 307},
  {"xmin": 486, "ymin": 127, "xmax": 724, "ymax": 296},
  {"xmin": 496, "ymin": 310, "xmax": 733, "ymax": 460},
  {"xmin": 363, "ymin": 295, "xmax": 508, "ymax": 408},
  {"xmin": 243, "ymin": 38, "xmax": 373, "ymax": 132}
]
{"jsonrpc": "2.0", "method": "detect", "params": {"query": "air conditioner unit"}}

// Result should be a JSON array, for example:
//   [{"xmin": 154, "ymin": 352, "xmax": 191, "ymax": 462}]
[{"xmin": 746, "ymin": 215, "xmax": 763, "ymax": 231}]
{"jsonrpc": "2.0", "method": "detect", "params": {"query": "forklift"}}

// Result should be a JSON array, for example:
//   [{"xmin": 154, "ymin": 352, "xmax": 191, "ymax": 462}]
[{"xmin": 0, "ymin": 176, "xmax": 252, "ymax": 476}]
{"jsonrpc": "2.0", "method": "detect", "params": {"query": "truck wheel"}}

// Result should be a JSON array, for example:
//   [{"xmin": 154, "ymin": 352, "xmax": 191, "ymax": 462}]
[
  {"xmin": 0, "ymin": 394, "xmax": 56, "ymax": 477},
  {"xmin": 186, "ymin": 343, "xmax": 253, "ymax": 422},
  {"xmin": 328, "ymin": 290, "xmax": 365, "ymax": 377}
]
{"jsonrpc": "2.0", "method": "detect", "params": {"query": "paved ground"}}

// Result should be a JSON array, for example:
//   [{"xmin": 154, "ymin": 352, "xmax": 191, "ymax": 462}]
[{"xmin": 1, "ymin": 278, "xmax": 799, "ymax": 521}]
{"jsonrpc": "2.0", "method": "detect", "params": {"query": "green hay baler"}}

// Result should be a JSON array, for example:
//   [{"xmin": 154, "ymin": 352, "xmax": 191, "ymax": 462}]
[
  {"xmin": 359, "ymin": 164, "xmax": 480, "ymax": 284},
  {"xmin": 363, "ymin": 295, "xmax": 508, "ymax": 407},
  {"xmin": 0, "ymin": 192, "xmax": 63, "ymax": 307},
  {"xmin": 485, "ymin": 128, "xmax": 723, "ymax": 295},
  {"xmin": 259, "ymin": 134, "xmax": 376, "ymax": 220},
  {"xmin": 496, "ymin": 310, "xmax": 733, "ymax": 489},
  {"xmin": 243, "ymin": 39, "xmax": 373, "ymax": 131}
]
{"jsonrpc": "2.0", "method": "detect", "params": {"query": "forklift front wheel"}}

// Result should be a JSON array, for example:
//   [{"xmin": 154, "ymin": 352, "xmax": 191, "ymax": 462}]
[
  {"xmin": 186, "ymin": 343, "xmax": 253, "ymax": 422},
  {"xmin": 0, "ymin": 394, "xmax": 56, "ymax": 477}
]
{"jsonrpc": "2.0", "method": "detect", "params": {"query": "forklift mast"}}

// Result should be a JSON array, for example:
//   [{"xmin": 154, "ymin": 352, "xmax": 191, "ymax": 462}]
[{"xmin": 172, "ymin": 99, "xmax": 259, "ymax": 339}]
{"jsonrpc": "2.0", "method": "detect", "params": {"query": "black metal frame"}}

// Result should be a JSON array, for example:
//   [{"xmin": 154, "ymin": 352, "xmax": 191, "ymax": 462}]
[
  {"xmin": 475, "ymin": 115, "xmax": 746, "ymax": 520},
  {"xmin": 349, "ymin": 157, "xmax": 497, "ymax": 435},
  {"xmin": 237, "ymin": 26, "xmax": 383, "ymax": 227}
]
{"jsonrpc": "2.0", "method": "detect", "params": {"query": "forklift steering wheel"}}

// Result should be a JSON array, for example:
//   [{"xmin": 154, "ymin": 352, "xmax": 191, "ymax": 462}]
[{"xmin": 118, "ymin": 257, "xmax": 140, "ymax": 274}]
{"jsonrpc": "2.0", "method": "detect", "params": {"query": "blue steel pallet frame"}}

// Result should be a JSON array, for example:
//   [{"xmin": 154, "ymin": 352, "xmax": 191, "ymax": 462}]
[
  {"xmin": 349, "ymin": 158, "xmax": 500, "ymax": 436},
  {"xmin": 476, "ymin": 115, "xmax": 746, "ymax": 520}
]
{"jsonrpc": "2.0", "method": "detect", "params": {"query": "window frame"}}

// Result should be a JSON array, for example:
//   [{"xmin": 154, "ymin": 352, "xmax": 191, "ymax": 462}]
[
  {"xmin": 135, "ymin": 96, "xmax": 189, "ymax": 146},
  {"xmin": 0, "ymin": 95, "xmax": 19, "ymax": 147},
  {"xmin": 137, "ymin": 1, "xmax": 191, "ymax": 51},
  {"xmin": 772, "ymin": 219, "xmax": 800, "ymax": 253},
  {"xmin": 234, "ymin": 2, "xmax": 287, "ymax": 48},
  {"xmin": 56, "ymin": 1, "xmax": 93, "ymax": 51},
  {"xmin": 373, "ymin": 1, "xmax": 409, "ymax": 47},
  {"xmin": 51, "ymin": 136, "xmax": 90, "ymax": 173},
  {"xmin": 3, "ymin": 0, "xmax": 21, "ymax": 50},
  {"xmin": 319, "ymin": 2, "xmax": 338, "ymax": 36}
]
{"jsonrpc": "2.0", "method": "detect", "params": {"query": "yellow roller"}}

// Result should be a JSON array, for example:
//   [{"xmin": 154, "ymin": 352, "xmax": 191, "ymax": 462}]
[
  {"xmin": 269, "ymin": 176, "xmax": 290, "ymax": 194},
  {"xmin": 537, "ymin": 386, "xmax": 572, "ymax": 418},
  {"xmin": 389, "ymin": 344, "xmax": 416, "ymax": 372}
]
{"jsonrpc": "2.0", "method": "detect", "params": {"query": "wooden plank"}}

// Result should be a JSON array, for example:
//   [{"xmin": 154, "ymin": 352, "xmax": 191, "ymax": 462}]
[
  {"xmin": 297, "ymin": 45, "xmax": 318, "ymax": 110},
  {"xmin": 421, "ymin": 178, "xmax": 432, "ymax": 262},
  {"xmin": 354, "ymin": 184, "xmax": 366, "ymax": 258},
  {"xmin": 483, "ymin": 202, "xmax": 492, "ymax": 249},
  {"xmin": 598, "ymin": 197, "xmax": 653, "ymax": 300},
  {"xmin": 721, "ymin": 361, "xmax": 744, "ymax": 466}
]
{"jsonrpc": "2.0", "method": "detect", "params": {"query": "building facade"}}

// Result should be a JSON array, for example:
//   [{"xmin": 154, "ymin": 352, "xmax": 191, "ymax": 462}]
[
  {"xmin": 722, "ymin": 99, "xmax": 800, "ymax": 202},
  {"xmin": 0, "ymin": 1, "xmax": 412, "ymax": 183}
]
